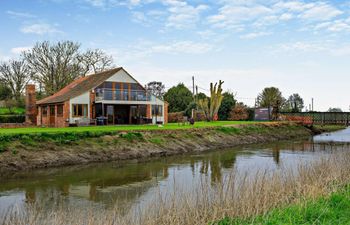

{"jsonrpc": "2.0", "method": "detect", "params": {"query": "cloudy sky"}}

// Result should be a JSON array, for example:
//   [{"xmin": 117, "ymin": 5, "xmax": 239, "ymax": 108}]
[{"xmin": 1, "ymin": 0, "xmax": 350, "ymax": 111}]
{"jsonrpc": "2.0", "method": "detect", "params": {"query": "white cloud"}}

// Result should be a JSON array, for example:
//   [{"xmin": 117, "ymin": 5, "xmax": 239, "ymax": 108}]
[
  {"xmin": 209, "ymin": 1, "xmax": 344, "ymax": 31},
  {"xmin": 299, "ymin": 3, "xmax": 343, "ymax": 21},
  {"xmin": 10, "ymin": 46, "xmax": 32, "ymax": 55},
  {"xmin": 20, "ymin": 23, "xmax": 63, "ymax": 35},
  {"xmin": 164, "ymin": 0, "xmax": 209, "ymax": 29},
  {"xmin": 240, "ymin": 31, "xmax": 271, "ymax": 39},
  {"xmin": 278, "ymin": 41, "xmax": 328, "ymax": 52},
  {"xmin": 84, "ymin": 0, "xmax": 105, "ymax": 7},
  {"xmin": 150, "ymin": 41, "xmax": 212, "ymax": 54},
  {"xmin": 6, "ymin": 10, "xmax": 36, "ymax": 18},
  {"xmin": 208, "ymin": 4, "xmax": 271, "ymax": 29},
  {"xmin": 280, "ymin": 13, "xmax": 293, "ymax": 21},
  {"xmin": 131, "ymin": 11, "xmax": 148, "ymax": 24}
]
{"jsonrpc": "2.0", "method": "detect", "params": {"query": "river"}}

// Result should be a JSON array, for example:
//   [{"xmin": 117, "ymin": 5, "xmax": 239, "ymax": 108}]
[{"xmin": 0, "ymin": 128, "xmax": 350, "ymax": 219}]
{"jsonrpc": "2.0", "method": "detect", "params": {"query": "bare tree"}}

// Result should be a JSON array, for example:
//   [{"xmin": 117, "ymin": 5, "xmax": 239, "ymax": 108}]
[
  {"xmin": 146, "ymin": 81, "xmax": 165, "ymax": 100},
  {"xmin": 23, "ymin": 41, "xmax": 84, "ymax": 95},
  {"xmin": 80, "ymin": 49, "xmax": 114, "ymax": 75},
  {"xmin": 0, "ymin": 59, "xmax": 32, "ymax": 101}
]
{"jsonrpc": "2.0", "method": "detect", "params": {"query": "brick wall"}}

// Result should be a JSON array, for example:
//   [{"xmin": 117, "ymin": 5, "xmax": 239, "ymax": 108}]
[
  {"xmin": 90, "ymin": 91, "xmax": 95, "ymax": 119},
  {"xmin": 55, "ymin": 101, "xmax": 70, "ymax": 127},
  {"xmin": 146, "ymin": 104, "xmax": 151, "ymax": 119},
  {"xmin": 164, "ymin": 102, "xmax": 169, "ymax": 124}
]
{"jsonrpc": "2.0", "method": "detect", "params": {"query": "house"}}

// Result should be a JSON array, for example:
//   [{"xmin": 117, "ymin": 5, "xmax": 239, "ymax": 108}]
[{"xmin": 29, "ymin": 67, "xmax": 168, "ymax": 127}]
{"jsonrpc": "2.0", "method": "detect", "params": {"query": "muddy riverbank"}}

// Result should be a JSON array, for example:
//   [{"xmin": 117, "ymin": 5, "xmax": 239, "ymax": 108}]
[{"xmin": 0, "ymin": 123, "xmax": 334, "ymax": 174}]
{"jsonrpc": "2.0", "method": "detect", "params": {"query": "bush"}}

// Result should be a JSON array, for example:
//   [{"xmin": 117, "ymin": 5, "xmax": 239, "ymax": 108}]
[
  {"xmin": 0, "ymin": 115, "xmax": 25, "ymax": 123},
  {"xmin": 168, "ymin": 112, "xmax": 185, "ymax": 123},
  {"xmin": 229, "ymin": 104, "xmax": 249, "ymax": 121}
]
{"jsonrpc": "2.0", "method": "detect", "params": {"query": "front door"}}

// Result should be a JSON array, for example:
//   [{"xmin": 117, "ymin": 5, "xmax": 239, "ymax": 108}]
[{"xmin": 49, "ymin": 105, "xmax": 55, "ymax": 127}]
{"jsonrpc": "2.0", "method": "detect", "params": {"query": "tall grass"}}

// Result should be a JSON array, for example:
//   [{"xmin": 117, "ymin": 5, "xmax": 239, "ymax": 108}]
[{"xmin": 2, "ymin": 151, "xmax": 350, "ymax": 225}]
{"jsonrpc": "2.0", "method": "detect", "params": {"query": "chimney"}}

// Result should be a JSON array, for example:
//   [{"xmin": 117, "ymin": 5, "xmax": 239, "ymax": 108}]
[{"xmin": 25, "ymin": 84, "xmax": 37, "ymax": 125}]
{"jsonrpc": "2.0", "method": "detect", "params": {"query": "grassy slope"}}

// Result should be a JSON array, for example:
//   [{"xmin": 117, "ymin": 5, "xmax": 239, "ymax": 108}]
[
  {"xmin": 0, "ymin": 121, "xmax": 257, "ymax": 134},
  {"xmin": 215, "ymin": 185, "xmax": 350, "ymax": 225}
]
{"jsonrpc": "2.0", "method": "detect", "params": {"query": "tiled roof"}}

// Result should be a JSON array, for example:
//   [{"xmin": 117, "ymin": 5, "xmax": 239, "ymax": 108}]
[{"xmin": 37, "ymin": 67, "xmax": 122, "ymax": 105}]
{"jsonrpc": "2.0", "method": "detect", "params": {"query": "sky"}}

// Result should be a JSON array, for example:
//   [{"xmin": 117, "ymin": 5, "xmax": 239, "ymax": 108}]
[{"xmin": 1, "ymin": 0, "xmax": 350, "ymax": 111}]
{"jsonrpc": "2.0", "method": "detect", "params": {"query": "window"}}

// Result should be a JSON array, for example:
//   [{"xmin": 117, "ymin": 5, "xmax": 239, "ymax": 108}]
[
  {"xmin": 42, "ymin": 106, "xmax": 47, "ymax": 116},
  {"xmin": 152, "ymin": 105, "xmax": 163, "ymax": 116},
  {"xmin": 72, "ymin": 104, "xmax": 88, "ymax": 117},
  {"xmin": 57, "ymin": 105, "xmax": 63, "ymax": 117},
  {"xmin": 50, "ymin": 106, "xmax": 55, "ymax": 116},
  {"xmin": 123, "ymin": 83, "xmax": 129, "ymax": 100}
]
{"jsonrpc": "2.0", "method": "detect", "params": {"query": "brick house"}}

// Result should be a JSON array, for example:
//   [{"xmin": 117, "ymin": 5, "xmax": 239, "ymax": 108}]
[{"xmin": 33, "ymin": 67, "xmax": 168, "ymax": 127}]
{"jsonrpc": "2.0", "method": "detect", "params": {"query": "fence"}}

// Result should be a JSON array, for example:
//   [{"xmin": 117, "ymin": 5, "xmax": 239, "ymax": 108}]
[{"xmin": 280, "ymin": 112, "xmax": 350, "ymax": 125}]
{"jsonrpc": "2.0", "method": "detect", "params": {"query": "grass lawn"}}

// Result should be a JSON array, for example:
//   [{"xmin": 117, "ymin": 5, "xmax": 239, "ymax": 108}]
[
  {"xmin": 215, "ymin": 185, "xmax": 350, "ymax": 225},
  {"xmin": 0, "ymin": 107, "xmax": 25, "ymax": 115},
  {"xmin": 0, "ymin": 121, "xmax": 258, "ymax": 135}
]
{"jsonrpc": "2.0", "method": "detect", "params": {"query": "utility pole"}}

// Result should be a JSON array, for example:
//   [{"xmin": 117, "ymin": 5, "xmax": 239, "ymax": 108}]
[
  {"xmin": 312, "ymin": 98, "xmax": 314, "ymax": 111},
  {"xmin": 191, "ymin": 76, "xmax": 195, "ymax": 119},
  {"xmin": 192, "ymin": 76, "xmax": 195, "ymax": 99}
]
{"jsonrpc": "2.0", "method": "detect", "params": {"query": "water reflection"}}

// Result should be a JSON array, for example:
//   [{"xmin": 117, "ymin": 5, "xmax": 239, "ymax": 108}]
[{"xmin": 1, "ymin": 131, "xmax": 350, "ymax": 217}]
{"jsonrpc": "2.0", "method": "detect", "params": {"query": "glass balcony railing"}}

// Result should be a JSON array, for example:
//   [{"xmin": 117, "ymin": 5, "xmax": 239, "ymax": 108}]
[{"xmin": 95, "ymin": 88, "xmax": 152, "ymax": 101}]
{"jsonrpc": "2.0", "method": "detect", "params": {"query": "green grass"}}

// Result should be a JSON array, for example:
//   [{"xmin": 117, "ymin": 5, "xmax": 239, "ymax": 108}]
[
  {"xmin": 0, "ymin": 107, "xmax": 25, "ymax": 115},
  {"xmin": 214, "ymin": 185, "xmax": 350, "ymax": 225},
  {"xmin": 314, "ymin": 125, "xmax": 347, "ymax": 133},
  {"xmin": 0, "ymin": 121, "xmax": 257, "ymax": 135}
]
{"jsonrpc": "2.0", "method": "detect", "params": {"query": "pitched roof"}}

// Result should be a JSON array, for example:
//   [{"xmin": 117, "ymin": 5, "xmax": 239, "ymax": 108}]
[{"xmin": 37, "ymin": 67, "xmax": 122, "ymax": 105}]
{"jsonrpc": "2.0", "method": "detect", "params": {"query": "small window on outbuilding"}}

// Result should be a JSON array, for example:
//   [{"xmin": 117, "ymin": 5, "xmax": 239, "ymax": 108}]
[
  {"xmin": 42, "ymin": 106, "xmax": 47, "ymax": 116},
  {"xmin": 57, "ymin": 104, "xmax": 63, "ymax": 117}
]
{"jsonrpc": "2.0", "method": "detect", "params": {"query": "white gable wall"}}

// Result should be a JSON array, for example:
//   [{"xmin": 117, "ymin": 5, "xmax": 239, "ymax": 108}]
[
  {"xmin": 105, "ymin": 69, "xmax": 137, "ymax": 83},
  {"xmin": 69, "ymin": 92, "xmax": 90, "ymax": 123}
]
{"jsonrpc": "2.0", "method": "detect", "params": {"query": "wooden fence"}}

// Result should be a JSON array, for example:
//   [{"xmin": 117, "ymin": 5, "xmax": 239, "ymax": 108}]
[{"xmin": 280, "ymin": 112, "xmax": 350, "ymax": 125}]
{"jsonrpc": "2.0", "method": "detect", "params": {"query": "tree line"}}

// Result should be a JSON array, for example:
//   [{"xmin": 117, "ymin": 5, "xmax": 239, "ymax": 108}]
[
  {"xmin": 162, "ymin": 84, "xmax": 306, "ymax": 121},
  {"xmin": 0, "ymin": 40, "xmax": 114, "ymax": 107}
]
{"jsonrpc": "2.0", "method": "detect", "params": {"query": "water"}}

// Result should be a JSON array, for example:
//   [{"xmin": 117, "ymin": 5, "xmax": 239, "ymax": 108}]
[{"xmin": 0, "ymin": 128, "xmax": 350, "ymax": 217}]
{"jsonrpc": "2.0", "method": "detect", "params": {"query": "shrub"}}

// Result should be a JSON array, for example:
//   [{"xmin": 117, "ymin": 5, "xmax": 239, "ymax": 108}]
[
  {"xmin": 168, "ymin": 112, "xmax": 185, "ymax": 123},
  {"xmin": 229, "ymin": 104, "xmax": 249, "ymax": 121},
  {"xmin": 0, "ymin": 115, "xmax": 25, "ymax": 123}
]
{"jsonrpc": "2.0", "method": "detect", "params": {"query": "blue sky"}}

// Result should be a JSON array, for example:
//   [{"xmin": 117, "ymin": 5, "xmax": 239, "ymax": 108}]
[{"xmin": 1, "ymin": 0, "xmax": 350, "ymax": 111}]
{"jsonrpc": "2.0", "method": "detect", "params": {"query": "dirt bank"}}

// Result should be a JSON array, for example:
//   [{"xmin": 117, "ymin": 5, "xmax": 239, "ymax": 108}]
[{"xmin": 0, "ymin": 123, "xmax": 323, "ymax": 174}]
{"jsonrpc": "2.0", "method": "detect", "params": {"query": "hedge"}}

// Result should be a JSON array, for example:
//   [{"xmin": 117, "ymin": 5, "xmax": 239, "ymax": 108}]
[{"xmin": 0, "ymin": 115, "xmax": 25, "ymax": 123}]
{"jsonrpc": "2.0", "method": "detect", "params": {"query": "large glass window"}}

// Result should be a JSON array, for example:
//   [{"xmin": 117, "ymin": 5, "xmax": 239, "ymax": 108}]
[
  {"xmin": 123, "ymin": 83, "xmax": 129, "ymax": 100},
  {"xmin": 152, "ymin": 105, "xmax": 163, "ymax": 116},
  {"xmin": 72, "ymin": 104, "xmax": 88, "ymax": 117}
]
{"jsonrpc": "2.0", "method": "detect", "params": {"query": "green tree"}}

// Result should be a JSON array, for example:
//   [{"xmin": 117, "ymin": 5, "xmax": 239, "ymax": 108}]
[
  {"xmin": 197, "ymin": 80, "xmax": 224, "ymax": 121},
  {"xmin": 328, "ymin": 108, "xmax": 342, "ymax": 112},
  {"xmin": 284, "ymin": 93, "xmax": 304, "ymax": 112},
  {"xmin": 0, "ymin": 83, "xmax": 12, "ymax": 101},
  {"xmin": 164, "ymin": 83, "xmax": 193, "ymax": 113},
  {"xmin": 257, "ymin": 87, "xmax": 285, "ymax": 120},
  {"xmin": 218, "ymin": 92, "xmax": 236, "ymax": 120},
  {"xmin": 257, "ymin": 87, "xmax": 284, "ymax": 109}
]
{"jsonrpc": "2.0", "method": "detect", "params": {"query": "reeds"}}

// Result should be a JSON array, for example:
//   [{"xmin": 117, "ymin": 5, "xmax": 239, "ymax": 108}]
[{"xmin": 2, "ymin": 151, "xmax": 350, "ymax": 225}]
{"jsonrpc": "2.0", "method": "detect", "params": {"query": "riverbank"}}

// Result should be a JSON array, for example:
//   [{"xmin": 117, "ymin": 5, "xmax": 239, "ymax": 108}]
[
  {"xmin": 0, "ymin": 122, "xmax": 345, "ymax": 173},
  {"xmin": 2, "ymin": 141, "xmax": 350, "ymax": 225},
  {"xmin": 216, "ymin": 184, "xmax": 350, "ymax": 225}
]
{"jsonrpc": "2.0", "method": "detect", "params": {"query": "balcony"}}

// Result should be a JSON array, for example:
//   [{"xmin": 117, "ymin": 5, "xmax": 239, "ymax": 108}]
[{"xmin": 95, "ymin": 88, "xmax": 152, "ymax": 102}]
